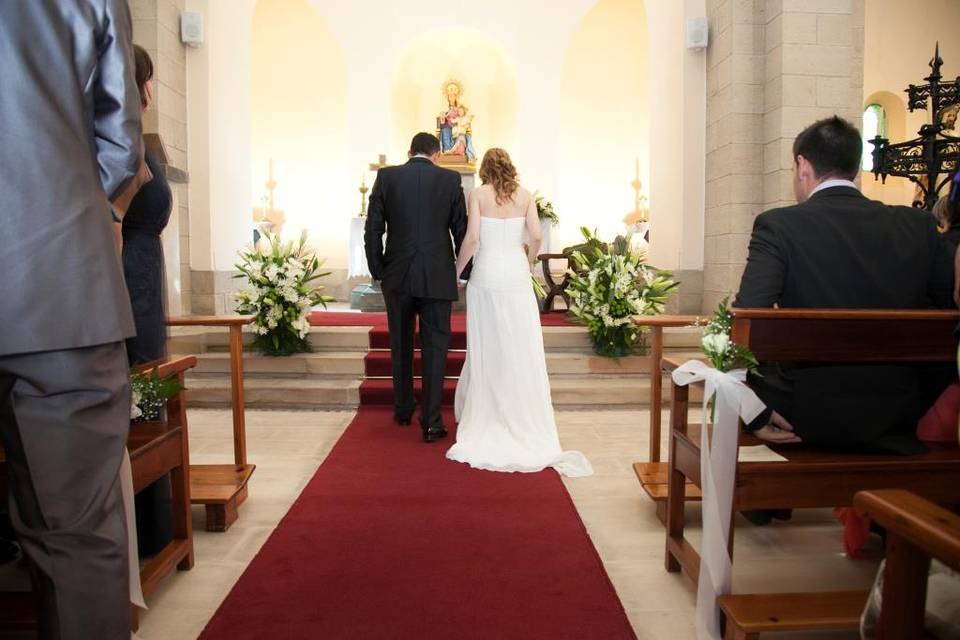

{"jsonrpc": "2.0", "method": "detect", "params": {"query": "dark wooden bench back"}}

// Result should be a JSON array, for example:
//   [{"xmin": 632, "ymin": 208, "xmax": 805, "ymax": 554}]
[{"xmin": 730, "ymin": 309, "xmax": 959, "ymax": 364}]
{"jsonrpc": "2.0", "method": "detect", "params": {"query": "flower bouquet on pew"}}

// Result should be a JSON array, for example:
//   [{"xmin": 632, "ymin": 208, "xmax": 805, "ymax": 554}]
[
  {"xmin": 699, "ymin": 296, "xmax": 759, "ymax": 375},
  {"xmin": 234, "ymin": 230, "xmax": 336, "ymax": 356},
  {"xmin": 698, "ymin": 297, "xmax": 760, "ymax": 424},
  {"xmin": 130, "ymin": 368, "xmax": 183, "ymax": 422}
]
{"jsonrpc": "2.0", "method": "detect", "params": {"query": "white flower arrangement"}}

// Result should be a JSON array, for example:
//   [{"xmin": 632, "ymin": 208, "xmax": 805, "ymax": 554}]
[
  {"xmin": 566, "ymin": 228, "xmax": 678, "ymax": 357},
  {"xmin": 235, "ymin": 231, "xmax": 335, "ymax": 356}
]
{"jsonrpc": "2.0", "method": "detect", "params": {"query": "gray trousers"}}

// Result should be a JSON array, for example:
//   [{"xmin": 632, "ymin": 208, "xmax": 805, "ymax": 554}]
[{"xmin": 0, "ymin": 342, "xmax": 130, "ymax": 639}]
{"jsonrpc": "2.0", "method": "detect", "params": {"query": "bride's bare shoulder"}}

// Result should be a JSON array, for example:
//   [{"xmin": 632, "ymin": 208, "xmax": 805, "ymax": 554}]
[{"xmin": 515, "ymin": 186, "xmax": 533, "ymax": 206}]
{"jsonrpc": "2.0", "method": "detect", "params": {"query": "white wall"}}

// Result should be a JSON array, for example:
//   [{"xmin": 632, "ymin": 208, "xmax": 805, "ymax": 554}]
[
  {"xmin": 186, "ymin": 0, "xmax": 708, "ymax": 273},
  {"xmin": 862, "ymin": 0, "xmax": 960, "ymax": 207},
  {"xmin": 187, "ymin": 0, "xmax": 258, "ymax": 271}
]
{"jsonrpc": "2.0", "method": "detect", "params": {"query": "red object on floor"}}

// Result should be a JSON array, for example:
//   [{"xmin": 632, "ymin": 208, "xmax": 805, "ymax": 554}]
[
  {"xmin": 834, "ymin": 507, "xmax": 872, "ymax": 559},
  {"xmin": 199, "ymin": 407, "xmax": 637, "ymax": 639}
]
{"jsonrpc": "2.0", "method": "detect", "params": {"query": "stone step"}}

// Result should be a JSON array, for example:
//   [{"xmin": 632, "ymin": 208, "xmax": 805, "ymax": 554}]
[
  {"xmin": 186, "ymin": 352, "xmax": 365, "ymax": 377},
  {"xmin": 186, "ymin": 377, "xmax": 361, "ymax": 410},
  {"xmin": 184, "ymin": 348, "xmax": 707, "ymax": 379},
  {"xmin": 185, "ymin": 373, "xmax": 703, "ymax": 410},
  {"xmin": 168, "ymin": 326, "xmax": 372, "ymax": 354},
  {"xmin": 169, "ymin": 323, "xmax": 704, "ymax": 355}
]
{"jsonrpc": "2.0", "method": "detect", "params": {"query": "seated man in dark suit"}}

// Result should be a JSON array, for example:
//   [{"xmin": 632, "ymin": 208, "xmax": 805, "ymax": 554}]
[{"xmin": 735, "ymin": 116, "xmax": 955, "ymax": 455}]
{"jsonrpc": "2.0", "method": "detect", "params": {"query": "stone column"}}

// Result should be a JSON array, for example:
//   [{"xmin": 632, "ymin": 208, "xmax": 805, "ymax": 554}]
[
  {"xmin": 131, "ymin": 0, "xmax": 191, "ymax": 314},
  {"xmin": 702, "ymin": 0, "xmax": 864, "ymax": 312},
  {"xmin": 763, "ymin": 0, "xmax": 865, "ymax": 211},
  {"xmin": 703, "ymin": 0, "xmax": 766, "ymax": 312}
]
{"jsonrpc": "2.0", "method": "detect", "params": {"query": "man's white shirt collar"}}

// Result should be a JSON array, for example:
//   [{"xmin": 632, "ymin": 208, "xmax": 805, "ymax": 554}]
[{"xmin": 810, "ymin": 179, "xmax": 858, "ymax": 197}]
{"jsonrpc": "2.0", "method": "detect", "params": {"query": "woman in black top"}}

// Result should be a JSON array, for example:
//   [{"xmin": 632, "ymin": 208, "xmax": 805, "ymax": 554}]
[
  {"xmin": 123, "ymin": 46, "xmax": 174, "ymax": 556},
  {"xmin": 934, "ymin": 190, "xmax": 960, "ymax": 251}
]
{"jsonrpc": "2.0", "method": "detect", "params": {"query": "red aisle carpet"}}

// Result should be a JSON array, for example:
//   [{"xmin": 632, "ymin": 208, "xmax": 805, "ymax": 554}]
[
  {"xmin": 199, "ymin": 407, "xmax": 637, "ymax": 639},
  {"xmin": 310, "ymin": 310, "xmax": 573, "ymax": 407},
  {"xmin": 200, "ymin": 310, "xmax": 636, "ymax": 639}
]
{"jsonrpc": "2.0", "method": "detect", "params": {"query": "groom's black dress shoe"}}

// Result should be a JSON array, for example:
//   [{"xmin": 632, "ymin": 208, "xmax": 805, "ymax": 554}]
[
  {"xmin": 422, "ymin": 426, "xmax": 448, "ymax": 443},
  {"xmin": 394, "ymin": 415, "xmax": 412, "ymax": 426}
]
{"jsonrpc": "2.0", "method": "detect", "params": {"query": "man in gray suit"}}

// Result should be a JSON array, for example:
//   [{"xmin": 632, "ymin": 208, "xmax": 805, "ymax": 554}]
[{"xmin": 0, "ymin": 2, "xmax": 142, "ymax": 637}]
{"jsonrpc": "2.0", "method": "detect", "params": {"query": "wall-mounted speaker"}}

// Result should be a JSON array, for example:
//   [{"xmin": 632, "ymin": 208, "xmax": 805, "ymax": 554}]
[
  {"xmin": 180, "ymin": 11, "xmax": 204, "ymax": 48},
  {"xmin": 686, "ymin": 17, "xmax": 709, "ymax": 50}
]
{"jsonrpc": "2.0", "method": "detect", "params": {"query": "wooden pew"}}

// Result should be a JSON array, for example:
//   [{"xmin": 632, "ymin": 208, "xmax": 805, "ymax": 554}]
[
  {"xmin": 855, "ymin": 489, "xmax": 960, "ymax": 639},
  {"xmin": 0, "ymin": 355, "xmax": 197, "ymax": 631},
  {"xmin": 130, "ymin": 356, "xmax": 197, "ymax": 605},
  {"xmin": 168, "ymin": 315, "xmax": 255, "ymax": 531},
  {"xmin": 662, "ymin": 309, "xmax": 960, "ymax": 638}
]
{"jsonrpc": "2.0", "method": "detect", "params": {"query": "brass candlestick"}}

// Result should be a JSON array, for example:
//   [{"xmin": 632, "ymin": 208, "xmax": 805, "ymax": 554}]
[{"xmin": 358, "ymin": 175, "xmax": 369, "ymax": 217}]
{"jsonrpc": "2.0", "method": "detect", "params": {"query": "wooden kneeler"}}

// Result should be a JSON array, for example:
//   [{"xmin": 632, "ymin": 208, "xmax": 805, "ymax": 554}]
[
  {"xmin": 0, "ymin": 355, "xmax": 197, "ymax": 632},
  {"xmin": 168, "ymin": 316, "xmax": 255, "ymax": 532}
]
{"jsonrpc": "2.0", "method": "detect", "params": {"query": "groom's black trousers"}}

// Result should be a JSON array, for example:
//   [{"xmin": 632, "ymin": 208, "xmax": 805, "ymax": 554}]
[{"xmin": 382, "ymin": 288, "xmax": 452, "ymax": 429}]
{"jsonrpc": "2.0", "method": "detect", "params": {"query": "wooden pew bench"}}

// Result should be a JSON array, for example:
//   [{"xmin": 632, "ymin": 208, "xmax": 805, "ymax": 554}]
[
  {"xmin": 0, "ymin": 356, "xmax": 197, "ymax": 631},
  {"xmin": 855, "ymin": 489, "xmax": 960, "ymax": 639},
  {"xmin": 663, "ymin": 309, "xmax": 960, "ymax": 639}
]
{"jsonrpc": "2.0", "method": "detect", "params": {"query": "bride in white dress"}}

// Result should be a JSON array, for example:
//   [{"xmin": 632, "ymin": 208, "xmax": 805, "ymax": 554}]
[{"xmin": 447, "ymin": 148, "xmax": 592, "ymax": 477}]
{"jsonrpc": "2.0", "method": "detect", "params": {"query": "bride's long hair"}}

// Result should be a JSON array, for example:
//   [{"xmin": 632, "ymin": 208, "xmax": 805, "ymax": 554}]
[{"xmin": 479, "ymin": 148, "xmax": 519, "ymax": 205}]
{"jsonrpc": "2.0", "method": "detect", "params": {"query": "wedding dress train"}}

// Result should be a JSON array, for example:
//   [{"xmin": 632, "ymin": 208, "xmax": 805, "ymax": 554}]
[{"xmin": 448, "ymin": 216, "xmax": 593, "ymax": 477}]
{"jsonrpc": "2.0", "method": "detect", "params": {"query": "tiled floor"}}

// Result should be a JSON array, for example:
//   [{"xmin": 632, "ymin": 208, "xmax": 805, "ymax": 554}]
[{"xmin": 3, "ymin": 408, "xmax": 880, "ymax": 639}]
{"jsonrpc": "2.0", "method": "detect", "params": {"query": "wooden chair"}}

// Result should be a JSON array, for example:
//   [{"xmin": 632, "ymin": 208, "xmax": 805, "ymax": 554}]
[
  {"xmin": 662, "ymin": 309, "xmax": 960, "ymax": 638},
  {"xmin": 168, "ymin": 316, "xmax": 255, "ymax": 531},
  {"xmin": 855, "ymin": 489, "xmax": 960, "ymax": 639},
  {"xmin": 0, "ymin": 355, "xmax": 197, "ymax": 631},
  {"xmin": 536, "ymin": 253, "xmax": 572, "ymax": 311}
]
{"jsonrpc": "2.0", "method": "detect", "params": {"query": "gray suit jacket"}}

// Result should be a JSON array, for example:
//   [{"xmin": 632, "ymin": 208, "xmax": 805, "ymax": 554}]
[{"xmin": 0, "ymin": 0, "xmax": 142, "ymax": 356}]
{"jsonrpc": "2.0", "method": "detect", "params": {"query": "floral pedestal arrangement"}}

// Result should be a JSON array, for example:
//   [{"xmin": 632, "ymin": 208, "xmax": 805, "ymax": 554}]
[
  {"xmin": 566, "ymin": 228, "xmax": 678, "ymax": 358},
  {"xmin": 235, "ymin": 231, "xmax": 335, "ymax": 356}
]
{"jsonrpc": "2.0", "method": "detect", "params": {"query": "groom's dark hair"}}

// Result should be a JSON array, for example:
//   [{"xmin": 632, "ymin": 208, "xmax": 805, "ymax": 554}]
[{"xmin": 409, "ymin": 132, "xmax": 441, "ymax": 157}]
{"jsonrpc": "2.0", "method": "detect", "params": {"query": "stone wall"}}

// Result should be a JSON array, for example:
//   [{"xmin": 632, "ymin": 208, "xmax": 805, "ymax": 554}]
[{"xmin": 702, "ymin": 0, "xmax": 864, "ymax": 312}]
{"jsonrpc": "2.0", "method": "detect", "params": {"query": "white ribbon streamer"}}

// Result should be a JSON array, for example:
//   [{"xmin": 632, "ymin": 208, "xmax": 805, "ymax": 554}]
[
  {"xmin": 671, "ymin": 360, "xmax": 766, "ymax": 640},
  {"xmin": 120, "ymin": 449, "xmax": 146, "ymax": 609}
]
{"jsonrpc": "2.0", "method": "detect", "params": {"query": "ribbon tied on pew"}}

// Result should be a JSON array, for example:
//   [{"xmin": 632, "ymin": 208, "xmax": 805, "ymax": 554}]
[{"xmin": 671, "ymin": 360, "xmax": 767, "ymax": 640}]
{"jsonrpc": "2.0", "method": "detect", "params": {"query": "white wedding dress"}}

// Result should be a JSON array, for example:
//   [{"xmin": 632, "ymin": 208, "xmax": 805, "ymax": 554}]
[{"xmin": 447, "ymin": 215, "xmax": 593, "ymax": 477}]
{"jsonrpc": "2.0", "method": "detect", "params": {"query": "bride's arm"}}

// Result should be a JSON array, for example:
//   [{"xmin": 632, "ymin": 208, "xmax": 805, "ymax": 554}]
[
  {"xmin": 456, "ymin": 189, "xmax": 481, "ymax": 278},
  {"xmin": 523, "ymin": 191, "xmax": 541, "ymax": 268}
]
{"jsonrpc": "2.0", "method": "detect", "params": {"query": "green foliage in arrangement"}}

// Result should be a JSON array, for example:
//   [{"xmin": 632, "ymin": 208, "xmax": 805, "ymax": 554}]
[
  {"xmin": 235, "ymin": 231, "xmax": 336, "ymax": 356},
  {"xmin": 566, "ymin": 228, "xmax": 678, "ymax": 357}
]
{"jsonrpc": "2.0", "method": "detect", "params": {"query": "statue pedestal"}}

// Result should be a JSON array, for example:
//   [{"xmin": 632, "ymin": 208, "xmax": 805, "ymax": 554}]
[{"xmin": 439, "ymin": 162, "xmax": 476, "ymax": 198}]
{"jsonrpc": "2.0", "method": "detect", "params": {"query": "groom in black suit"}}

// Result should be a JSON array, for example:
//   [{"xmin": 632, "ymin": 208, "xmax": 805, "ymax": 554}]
[
  {"xmin": 735, "ymin": 116, "xmax": 954, "ymax": 455},
  {"xmin": 364, "ymin": 133, "xmax": 469, "ymax": 442}
]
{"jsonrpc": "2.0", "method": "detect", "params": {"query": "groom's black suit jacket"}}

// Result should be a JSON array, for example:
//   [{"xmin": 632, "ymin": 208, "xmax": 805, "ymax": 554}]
[
  {"xmin": 364, "ymin": 157, "xmax": 468, "ymax": 301},
  {"xmin": 734, "ymin": 186, "xmax": 955, "ymax": 454}
]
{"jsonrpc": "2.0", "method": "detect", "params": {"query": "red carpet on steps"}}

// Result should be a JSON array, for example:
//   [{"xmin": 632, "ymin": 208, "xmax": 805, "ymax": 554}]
[
  {"xmin": 199, "ymin": 407, "xmax": 637, "ymax": 640},
  {"xmin": 310, "ymin": 310, "xmax": 572, "ymax": 408}
]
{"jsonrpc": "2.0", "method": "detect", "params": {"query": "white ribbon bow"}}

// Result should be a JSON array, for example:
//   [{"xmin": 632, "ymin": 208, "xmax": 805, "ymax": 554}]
[{"xmin": 671, "ymin": 360, "xmax": 766, "ymax": 640}]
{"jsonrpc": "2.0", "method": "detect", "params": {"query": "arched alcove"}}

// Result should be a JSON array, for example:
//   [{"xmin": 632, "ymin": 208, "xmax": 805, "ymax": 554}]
[
  {"xmin": 558, "ymin": 0, "xmax": 650, "ymax": 247},
  {"xmin": 390, "ymin": 28, "xmax": 519, "ymax": 164},
  {"xmin": 251, "ymin": 0, "xmax": 348, "ymax": 263},
  {"xmin": 860, "ymin": 90, "xmax": 912, "ymax": 205}
]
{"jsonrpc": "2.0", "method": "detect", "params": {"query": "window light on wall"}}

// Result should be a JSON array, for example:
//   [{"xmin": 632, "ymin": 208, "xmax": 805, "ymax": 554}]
[{"xmin": 862, "ymin": 104, "xmax": 887, "ymax": 171}]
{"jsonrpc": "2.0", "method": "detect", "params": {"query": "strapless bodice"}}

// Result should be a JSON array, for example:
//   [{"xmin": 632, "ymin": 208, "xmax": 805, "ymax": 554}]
[{"xmin": 470, "ymin": 217, "xmax": 530, "ymax": 292}]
